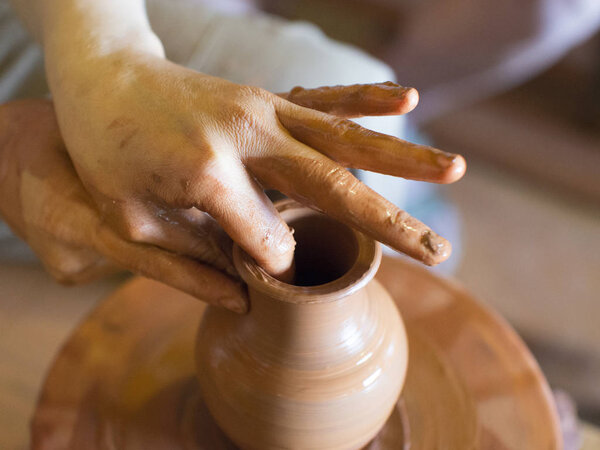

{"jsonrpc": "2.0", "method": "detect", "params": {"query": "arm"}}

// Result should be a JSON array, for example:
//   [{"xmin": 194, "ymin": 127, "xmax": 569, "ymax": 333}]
[
  {"xmin": 9, "ymin": 0, "xmax": 164, "ymax": 96},
  {"xmin": 9, "ymin": 0, "xmax": 162, "ymax": 54}
]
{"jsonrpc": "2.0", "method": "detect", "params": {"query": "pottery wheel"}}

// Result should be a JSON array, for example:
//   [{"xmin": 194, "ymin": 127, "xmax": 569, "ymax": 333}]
[{"xmin": 32, "ymin": 257, "xmax": 561, "ymax": 449}]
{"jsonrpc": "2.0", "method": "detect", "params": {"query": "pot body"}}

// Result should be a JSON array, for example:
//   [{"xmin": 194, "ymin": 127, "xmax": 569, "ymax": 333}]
[
  {"xmin": 196, "ymin": 276, "xmax": 407, "ymax": 450},
  {"xmin": 195, "ymin": 201, "xmax": 408, "ymax": 449}
]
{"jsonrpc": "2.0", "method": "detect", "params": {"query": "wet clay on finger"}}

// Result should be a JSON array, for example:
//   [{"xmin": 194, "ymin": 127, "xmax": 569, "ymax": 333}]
[
  {"xmin": 281, "ymin": 81, "xmax": 419, "ymax": 118},
  {"xmin": 195, "ymin": 199, "xmax": 408, "ymax": 449}
]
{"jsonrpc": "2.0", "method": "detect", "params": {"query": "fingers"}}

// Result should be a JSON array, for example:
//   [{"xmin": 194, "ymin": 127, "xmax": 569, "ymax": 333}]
[
  {"xmin": 278, "ymin": 82, "xmax": 419, "ymax": 118},
  {"xmin": 30, "ymin": 234, "xmax": 118, "ymax": 285},
  {"xmin": 191, "ymin": 158, "xmax": 296, "ymax": 279},
  {"xmin": 97, "ymin": 196, "xmax": 237, "ymax": 275},
  {"xmin": 23, "ymin": 169, "xmax": 246, "ymax": 310},
  {"xmin": 93, "ymin": 225, "xmax": 249, "ymax": 314},
  {"xmin": 153, "ymin": 208, "xmax": 238, "ymax": 277},
  {"xmin": 276, "ymin": 103, "xmax": 466, "ymax": 184},
  {"xmin": 57, "ymin": 195, "xmax": 248, "ymax": 313},
  {"xmin": 248, "ymin": 138, "xmax": 451, "ymax": 266},
  {"xmin": 121, "ymin": 203, "xmax": 239, "ymax": 278}
]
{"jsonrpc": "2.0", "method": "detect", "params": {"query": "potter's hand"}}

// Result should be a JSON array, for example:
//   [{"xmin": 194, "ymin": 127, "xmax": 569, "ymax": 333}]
[
  {"xmin": 12, "ymin": 0, "xmax": 464, "ymax": 285},
  {"xmin": 0, "ymin": 100, "xmax": 247, "ymax": 312},
  {"xmin": 48, "ymin": 50, "xmax": 464, "ymax": 280}
]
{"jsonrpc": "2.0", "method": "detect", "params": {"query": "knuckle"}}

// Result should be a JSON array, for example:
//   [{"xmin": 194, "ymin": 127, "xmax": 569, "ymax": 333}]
[
  {"xmin": 51, "ymin": 270, "xmax": 80, "ymax": 285},
  {"xmin": 44, "ymin": 254, "xmax": 91, "ymax": 285},
  {"xmin": 227, "ymin": 86, "xmax": 274, "ymax": 127},
  {"xmin": 330, "ymin": 117, "xmax": 360, "ymax": 135},
  {"xmin": 227, "ymin": 103, "xmax": 262, "ymax": 133},
  {"xmin": 100, "ymin": 201, "xmax": 157, "ymax": 244},
  {"xmin": 236, "ymin": 85, "xmax": 269, "ymax": 101},
  {"xmin": 231, "ymin": 108, "xmax": 255, "ymax": 129},
  {"xmin": 112, "ymin": 212, "xmax": 156, "ymax": 243},
  {"xmin": 119, "ymin": 221, "xmax": 153, "ymax": 243}
]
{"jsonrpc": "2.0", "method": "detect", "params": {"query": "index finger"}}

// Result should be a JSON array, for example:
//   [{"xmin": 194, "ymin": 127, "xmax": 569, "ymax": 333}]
[{"xmin": 248, "ymin": 138, "xmax": 451, "ymax": 266}]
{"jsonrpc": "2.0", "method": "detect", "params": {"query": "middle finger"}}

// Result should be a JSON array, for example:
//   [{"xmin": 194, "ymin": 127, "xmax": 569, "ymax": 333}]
[{"xmin": 276, "ymin": 102, "xmax": 466, "ymax": 184}]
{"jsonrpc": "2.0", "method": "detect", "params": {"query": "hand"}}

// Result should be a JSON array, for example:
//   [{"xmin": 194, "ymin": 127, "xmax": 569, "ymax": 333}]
[
  {"xmin": 0, "ymin": 99, "xmax": 248, "ymax": 313},
  {"xmin": 48, "ymin": 51, "xmax": 465, "ymax": 282}
]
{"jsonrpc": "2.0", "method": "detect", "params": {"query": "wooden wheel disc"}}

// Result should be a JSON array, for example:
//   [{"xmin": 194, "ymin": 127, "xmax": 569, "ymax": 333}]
[{"xmin": 32, "ymin": 257, "xmax": 561, "ymax": 449}]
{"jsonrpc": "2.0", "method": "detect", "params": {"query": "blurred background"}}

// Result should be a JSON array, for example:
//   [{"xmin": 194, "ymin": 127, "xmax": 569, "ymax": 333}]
[
  {"xmin": 258, "ymin": 0, "xmax": 600, "ymax": 428},
  {"xmin": 1, "ymin": 0, "xmax": 599, "ymax": 448},
  {"xmin": 268, "ymin": 0, "xmax": 600, "ymax": 409}
]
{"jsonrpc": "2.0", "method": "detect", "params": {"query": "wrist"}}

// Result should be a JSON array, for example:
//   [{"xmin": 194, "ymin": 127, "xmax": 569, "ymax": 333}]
[
  {"xmin": 45, "ymin": 32, "xmax": 165, "ymax": 101},
  {"xmin": 41, "ymin": 0, "xmax": 165, "ymax": 93}
]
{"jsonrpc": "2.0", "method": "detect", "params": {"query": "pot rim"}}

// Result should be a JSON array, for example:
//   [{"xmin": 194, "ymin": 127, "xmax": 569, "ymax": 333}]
[{"xmin": 233, "ymin": 199, "xmax": 381, "ymax": 304}]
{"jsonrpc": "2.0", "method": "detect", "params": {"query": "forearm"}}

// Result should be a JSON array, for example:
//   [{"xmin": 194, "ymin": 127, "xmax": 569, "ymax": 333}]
[{"xmin": 8, "ymin": 0, "xmax": 164, "ymax": 89}]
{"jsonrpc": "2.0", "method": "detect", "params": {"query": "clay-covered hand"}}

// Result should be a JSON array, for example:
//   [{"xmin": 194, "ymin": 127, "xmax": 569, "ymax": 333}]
[
  {"xmin": 49, "ymin": 52, "xmax": 465, "ymax": 282},
  {"xmin": 0, "ymin": 99, "xmax": 247, "ymax": 312}
]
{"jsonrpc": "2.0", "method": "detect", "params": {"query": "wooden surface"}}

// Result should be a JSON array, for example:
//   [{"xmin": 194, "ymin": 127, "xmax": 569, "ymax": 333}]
[
  {"xmin": 31, "ymin": 256, "xmax": 561, "ymax": 449},
  {"xmin": 0, "ymin": 263, "xmax": 124, "ymax": 450},
  {"xmin": 444, "ymin": 161, "xmax": 600, "ymax": 417}
]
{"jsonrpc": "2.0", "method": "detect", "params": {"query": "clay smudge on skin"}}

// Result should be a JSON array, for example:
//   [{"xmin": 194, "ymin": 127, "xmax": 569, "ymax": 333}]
[
  {"xmin": 118, "ymin": 128, "xmax": 139, "ymax": 149},
  {"xmin": 282, "ymin": 81, "xmax": 418, "ymax": 118},
  {"xmin": 106, "ymin": 117, "xmax": 140, "ymax": 150},
  {"xmin": 421, "ymin": 231, "xmax": 449, "ymax": 257},
  {"xmin": 280, "ymin": 117, "xmax": 463, "ymax": 184},
  {"xmin": 248, "ymin": 154, "xmax": 451, "ymax": 266}
]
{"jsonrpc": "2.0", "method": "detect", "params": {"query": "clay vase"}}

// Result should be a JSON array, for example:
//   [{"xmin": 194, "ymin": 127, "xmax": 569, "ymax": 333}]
[{"xmin": 195, "ymin": 200, "xmax": 408, "ymax": 449}]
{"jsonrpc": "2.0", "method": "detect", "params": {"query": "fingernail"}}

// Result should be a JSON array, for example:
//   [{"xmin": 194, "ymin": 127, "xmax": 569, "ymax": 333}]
[
  {"xmin": 261, "ymin": 223, "xmax": 296, "ymax": 278},
  {"xmin": 274, "ymin": 223, "xmax": 296, "ymax": 256},
  {"xmin": 438, "ymin": 154, "xmax": 466, "ymax": 184},
  {"xmin": 401, "ymin": 88, "xmax": 419, "ymax": 112},
  {"xmin": 221, "ymin": 295, "xmax": 249, "ymax": 314}
]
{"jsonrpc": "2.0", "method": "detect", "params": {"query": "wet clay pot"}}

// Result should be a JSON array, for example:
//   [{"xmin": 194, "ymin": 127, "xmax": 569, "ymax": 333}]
[{"xmin": 195, "ymin": 200, "xmax": 408, "ymax": 450}]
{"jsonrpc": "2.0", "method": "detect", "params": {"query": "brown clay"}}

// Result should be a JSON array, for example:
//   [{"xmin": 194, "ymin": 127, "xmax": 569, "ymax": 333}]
[
  {"xmin": 195, "ymin": 200, "xmax": 408, "ymax": 449},
  {"xmin": 249, "ymin": 156, "xmax": 452, "ymax": 266},
  {"xmin": 279, "ymin": 82, "xmax": 420, "ymax": 118}
]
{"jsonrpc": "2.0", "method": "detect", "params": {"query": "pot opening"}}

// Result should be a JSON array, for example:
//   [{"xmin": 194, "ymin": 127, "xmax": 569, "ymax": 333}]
[
  {"xmin": 233, "ymin": 200, "xmax": 379, "ymax": 302},
  {"xmin": 289, "ymin": 214, "xmax": 359, "ymax": 287}
]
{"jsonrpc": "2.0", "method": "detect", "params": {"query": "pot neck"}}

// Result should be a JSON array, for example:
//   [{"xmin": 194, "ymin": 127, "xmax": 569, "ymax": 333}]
[
  {"xmin": 232, "ymin": 200, "xmax": 382, "ymax": 355},
  {"xmin": 234, "ymin": 200, "xmax": 381, "ymax": 299}
]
